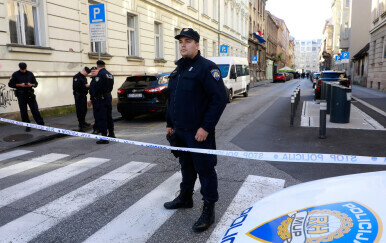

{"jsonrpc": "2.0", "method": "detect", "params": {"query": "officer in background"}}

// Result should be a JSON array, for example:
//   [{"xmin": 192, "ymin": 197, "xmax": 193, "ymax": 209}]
[
  {"xmin": 89, "ymin": 60, "xmax": 115, "ymax": 144},
  {"xmin": 8, "ymin": 62, "xmax": 44, "ymax": 132},
  {"xmin": 73, "ymin": 67, "xmax": 91, "ymax": 132},
  {"xmin": 164, "ymin": 28, "xmax": 227, "ymax": 232},
  {"xmin": 88, "ymin": 67, "xmax": 99, "ymax": 135}
]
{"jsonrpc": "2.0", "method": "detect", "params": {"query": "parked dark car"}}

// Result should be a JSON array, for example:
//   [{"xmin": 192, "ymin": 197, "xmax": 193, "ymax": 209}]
[
  {"xmin": 273, "ymin": 73, "xmax": 286, "ymax": 82},
  {"xmin": 117, "ymin": 73, "xmax": 171, "ymax": 119},
  {"xmin": 314, "ymin": 70, "xmax": 350, "ymax": 99}
]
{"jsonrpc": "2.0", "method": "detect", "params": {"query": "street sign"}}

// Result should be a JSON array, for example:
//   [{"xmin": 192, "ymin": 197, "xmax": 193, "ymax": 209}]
[
  {"xmin": 89, "ymin": 23, "xmax": 106, "ymax": 42},
  {"xmin": 341, "ymin": 52, "xmax": 349, "ymax": 64},
  {"xmin": 335, "ymin": 55, "xmax": 342, "ymax": 64},
  {"xmin": 252, "ymin": 56, "xmax": 257, "ymax": 64},
  {"xmin": 220, "ymin": 45, "xmax": 228, "ymax": 53},
  {"xmin": 89, "ymin": 4, "xmax": 106, "ymax": 49},
  {"xmin": 89, "ymin": 4, "xmax": 105, "ymax": 23}
]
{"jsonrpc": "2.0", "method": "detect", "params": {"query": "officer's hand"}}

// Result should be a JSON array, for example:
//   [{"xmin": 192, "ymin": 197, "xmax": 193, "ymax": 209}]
[
  {"xmin": 166, "ymin": 127, "xmax": 173, "ymax": 135},
  {"xmin": 88, "ymin": 100, "xmax": 92, "ymax": 107},
  {"xmin": 85, "ymin": 84, "xmax": 90, "ymax": 88},
  {"xmin": 195, "ymin": 128, "xmax": 208, "ymax": 142}
]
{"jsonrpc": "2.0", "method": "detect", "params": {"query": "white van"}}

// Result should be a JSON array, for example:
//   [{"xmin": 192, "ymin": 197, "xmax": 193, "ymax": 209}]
[{"xmin": 207, "ymin": 56, "xmax": 251, "ymax": 103}]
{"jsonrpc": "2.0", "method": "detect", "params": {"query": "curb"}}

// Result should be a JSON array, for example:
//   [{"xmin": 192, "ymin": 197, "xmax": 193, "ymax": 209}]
[{"xmin": 2, "ymin": 115, "xmax": 122, "ymax": 152}]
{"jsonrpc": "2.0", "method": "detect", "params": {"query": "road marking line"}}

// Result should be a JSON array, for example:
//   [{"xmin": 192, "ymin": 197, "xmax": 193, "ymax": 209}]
[
  {"xmin": 0, "ymin": 153, "xmax": 68, "ymax": 180},
  {"xmin": 353, "ymin": 96, "xmax": 386, "ymax": 117},
  {"xmin": 206, "ymin": 175, "xmax": 285, "ymax": 243},
  {"xmin": 84, "ymin": 172, "xmax": 200, "ymax": 243},
  {"xmin": 0, "ymin": 161, "xmax": 154, "ymax": 243},
  {"xmin": 0, "ymin": 150, "xmax": 33, "ymax": 162},
  {"xmin": 0, "ymin": 157, "xmax": 109, "ymax": 206}
]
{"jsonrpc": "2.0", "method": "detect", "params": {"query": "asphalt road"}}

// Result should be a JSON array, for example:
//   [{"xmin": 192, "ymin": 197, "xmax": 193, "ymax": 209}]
[{"xmin": 0, "ymin": 78, "xmax": 385, "ymax": 243}]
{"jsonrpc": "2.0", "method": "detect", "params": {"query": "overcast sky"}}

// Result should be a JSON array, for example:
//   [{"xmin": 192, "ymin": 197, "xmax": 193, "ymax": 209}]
[{"xmin": 265, "ymin": 0, "xmax": 332, "ymax": 40}]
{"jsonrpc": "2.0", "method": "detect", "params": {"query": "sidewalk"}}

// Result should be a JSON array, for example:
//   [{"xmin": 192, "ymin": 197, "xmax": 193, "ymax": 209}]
[
  {"xmin": 0, "ymin": 105, "xmax": 121, "ymax": 152},
  {"xmin": 250, "ymin": 79, "xmax": 273, "ymax": 88}
]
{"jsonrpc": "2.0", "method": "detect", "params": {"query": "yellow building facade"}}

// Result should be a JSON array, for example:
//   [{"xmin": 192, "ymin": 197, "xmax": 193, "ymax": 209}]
[{"xmin": 0, "ymin": 0, "xmax": 248, "ymax": 114}]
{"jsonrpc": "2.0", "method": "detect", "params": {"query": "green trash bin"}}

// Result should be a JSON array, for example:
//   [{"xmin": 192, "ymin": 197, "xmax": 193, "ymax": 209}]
[
  {"xmin": 330, "ymin": 85, "xmax": 351, "ymax": 123},
  {"xmin": 326, "ymin": 82, "xmax": 334, "ymax": 114}
]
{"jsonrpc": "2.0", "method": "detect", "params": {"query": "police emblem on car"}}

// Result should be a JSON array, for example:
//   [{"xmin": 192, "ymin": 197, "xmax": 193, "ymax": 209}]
[
  {"xmin": 246, "ymin": 201, "xmax": 382, "ymax": 243},
  {"xmin": 211, "ymin": 69, "xmax": 220, "ymax": 81}
]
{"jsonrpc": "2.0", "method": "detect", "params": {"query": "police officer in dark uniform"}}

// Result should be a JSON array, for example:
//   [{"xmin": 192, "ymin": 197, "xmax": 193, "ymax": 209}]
[
  {"xmin": 73, "ymin": 67, "xmax": 91, "ymax": 132},
  {"xmin": 164, "ymin": 28, "xmax": 227, "ymax": 232},
  {"xmin": 89, "ymin": 60, "xmax": 115, "ymax": 144},
  {"xmin": 8, "ymin": 62, "xmax": 44, "ymax": 132}
]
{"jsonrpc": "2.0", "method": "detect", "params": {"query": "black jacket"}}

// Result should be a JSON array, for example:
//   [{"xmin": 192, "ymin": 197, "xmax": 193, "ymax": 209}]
[
  {"xmin": 166, "ymin": 51, "xmax": 227, "ymax": 132},
  {"xmin": 89, "ymin": 68, "xmax": 114, "ymax": 99},
  {"xmin": 8, "ymin": 70, "xmax": 38, "ymax": 93},
  {"xmin": 72, "ymin": 72, "xmax": 89, "ymax": 95}
]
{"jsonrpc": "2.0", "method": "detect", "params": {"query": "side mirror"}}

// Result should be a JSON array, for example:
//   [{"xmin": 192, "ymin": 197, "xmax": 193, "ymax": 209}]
[{"xmin": 230, "ymin": 72, "xmax": 236, "ymax": 79}]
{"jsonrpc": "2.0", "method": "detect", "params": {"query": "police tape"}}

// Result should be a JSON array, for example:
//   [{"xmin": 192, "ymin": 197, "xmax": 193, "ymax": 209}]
[{"xmin": 1, "ymin": 117, "xmax": 385, "ymax": 165}]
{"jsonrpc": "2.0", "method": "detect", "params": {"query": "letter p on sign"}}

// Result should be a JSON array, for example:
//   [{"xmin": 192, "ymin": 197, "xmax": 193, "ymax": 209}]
[{"xmin": 93, "ymin": 8, "xmax": 100, "ymax": 19}]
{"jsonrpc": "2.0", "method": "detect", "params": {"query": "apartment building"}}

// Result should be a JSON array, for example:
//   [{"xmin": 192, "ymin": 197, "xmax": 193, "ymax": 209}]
[
  {"xmin": 294, "ymin": 39, "xmax": 321, "ymax": 72},
  {"xmin": 265, "ymin": 10, "xmax": 279, "ymax": 79},
  {"xmin": 0, "ymin": 0, "xmax": 248, "ymax": 114},
  {"xmin": 368, "ymin": 0, "xmax": 386, "ymax": 91},
  {"xmin": 248, "ymin": 0, "xmax": 266, "ymax": 82}
]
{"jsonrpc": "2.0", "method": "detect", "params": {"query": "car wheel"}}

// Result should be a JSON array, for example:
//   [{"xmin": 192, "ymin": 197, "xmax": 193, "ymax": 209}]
[
  {"xmin": 227, "ymin": 89, "xmax": 233, "ymax": 103},
  {"xmin": 243, "ymin": 85, "xmax": 249, "ymax": 97}
]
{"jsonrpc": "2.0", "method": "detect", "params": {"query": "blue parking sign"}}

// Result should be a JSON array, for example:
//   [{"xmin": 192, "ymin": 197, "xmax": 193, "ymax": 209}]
[
  {"xmin": 89, "ymin": 4, "xmax": 105, "ymax": 23},
  {"xmin": 220, "ymin": 45, "xmax": 228, "ymax": 53}
]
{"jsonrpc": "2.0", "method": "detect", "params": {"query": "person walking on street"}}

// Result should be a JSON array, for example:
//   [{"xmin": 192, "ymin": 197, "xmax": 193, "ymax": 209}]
[
  {"xmin": 89, "ymin": 60, "xmax": 115, "ymax": 144},
  {"xmin": 8, "ymin": 62, "xmax": 44, "ymax": 132},
  {"xmin": 164, "ymin": 28, "xmax": 227, "ymax": 232},
  {"xmin": 73, "ymin": 67, "xmax": 91, "ymax": 132}
]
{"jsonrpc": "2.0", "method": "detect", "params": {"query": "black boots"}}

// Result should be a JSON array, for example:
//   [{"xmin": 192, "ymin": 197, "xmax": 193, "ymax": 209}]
[
  {"xmin": 192, "ymin": 200, "xmax": 215, "ymax": 232},
  {"xmin": 108, "ymin": 131, "xmax": 116, "ymax": 138},
  {"xmin": 164, "ymin": 190, "xmax": 193, "ymax": 209}
]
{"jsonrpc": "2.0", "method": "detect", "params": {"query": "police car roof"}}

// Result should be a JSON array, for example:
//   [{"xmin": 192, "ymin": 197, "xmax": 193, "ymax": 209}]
[
  {"xmin": 217, "ymin": 171, "xmax": 386, "ymax": 242},
  {"xmin": 322, "ymin": 70, "xmax": 345, "ymax": 73}
]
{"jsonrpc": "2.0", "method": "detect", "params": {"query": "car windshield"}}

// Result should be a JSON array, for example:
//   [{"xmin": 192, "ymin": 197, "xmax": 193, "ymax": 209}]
[
  {"xmin": 322, "ymin": 73, "xmax": 346, "ymax": 78},
  {"xmin": 121, "ymin": 76, "xmax": 158, "ymax": 89},
  {"xmin": 218, "ymin": 65, "xmax": 230, "ymax": 78},
  {"xmin": 275, "ymin": 73, "xmax": 283, "ymax": 75}
]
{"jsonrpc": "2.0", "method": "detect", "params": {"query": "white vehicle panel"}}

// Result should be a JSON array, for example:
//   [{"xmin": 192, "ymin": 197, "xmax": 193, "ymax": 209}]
[{"xmin": 218, "ymin": 171, "xmax": 386, "ymax": 243}]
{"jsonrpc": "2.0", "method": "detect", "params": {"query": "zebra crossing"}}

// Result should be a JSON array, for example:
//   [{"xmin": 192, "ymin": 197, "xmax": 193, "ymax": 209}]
[{"xmin": 0, "ymin": 150, "xmax": 285, "ymax": 243}]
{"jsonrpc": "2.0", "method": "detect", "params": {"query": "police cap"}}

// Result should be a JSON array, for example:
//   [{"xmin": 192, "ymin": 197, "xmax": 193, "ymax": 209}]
[
  {"xmin": 175, "ymin": 28, "xmax": 200, "ymax": 43},
  {"xmin": 84, "ymin": 66, "xmax": 91, "ymax": 74},
  {"xmin": 90, "ymin": 66, "xmax": 98, "ymax": 70},
  {"xmin": 96, "ymin": 60, "xmax": 105, "ymax": 66}
]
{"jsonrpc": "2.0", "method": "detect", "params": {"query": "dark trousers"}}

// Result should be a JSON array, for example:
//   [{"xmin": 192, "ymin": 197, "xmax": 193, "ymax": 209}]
[
  {"xmin": 92, "ymin": 95, "xmax": 114, "ymax": 136},
  {"xmin": 175, "ymin": 129, "xmax": 218, "ymax": 202},
  {"xmin": 74, "ymin": 94, "xmax": 87, "ymax": 126},
  {"xmin": 17, "ymin": 93, "xmax": 44, "ymax": 125}
]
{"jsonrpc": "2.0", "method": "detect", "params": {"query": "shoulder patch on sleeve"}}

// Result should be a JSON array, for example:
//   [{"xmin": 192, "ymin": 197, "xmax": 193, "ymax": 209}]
[
  {"xmin": 210, "ymin": 69, "xmax": 221, "ymax": 81},
  {"xmin": 74, "ymin": 78, "xmax": 77, "ymax": 82}
]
